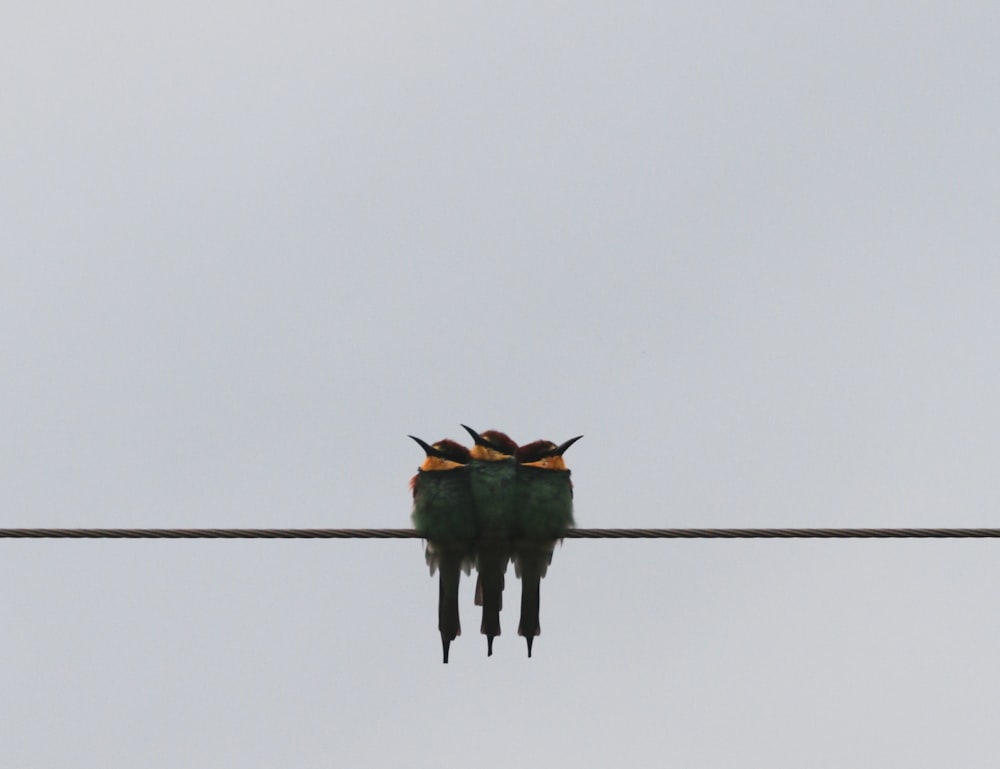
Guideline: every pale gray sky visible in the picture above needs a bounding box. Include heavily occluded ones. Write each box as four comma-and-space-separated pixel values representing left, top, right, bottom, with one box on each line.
3, 2, 1000, 767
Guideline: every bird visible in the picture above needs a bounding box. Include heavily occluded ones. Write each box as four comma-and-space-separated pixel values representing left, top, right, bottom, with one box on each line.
512, 435, 582, 657
410, 435, 476, 663
461, 424, 519, 656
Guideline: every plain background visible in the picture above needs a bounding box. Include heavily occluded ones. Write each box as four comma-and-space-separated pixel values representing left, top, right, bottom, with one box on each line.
3, 2, 1000, 767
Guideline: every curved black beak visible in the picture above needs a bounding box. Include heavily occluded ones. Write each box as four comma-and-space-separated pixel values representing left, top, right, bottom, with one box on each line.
409, 435, 445, 458
460, 424, 487, 446
555, 435, 583, 456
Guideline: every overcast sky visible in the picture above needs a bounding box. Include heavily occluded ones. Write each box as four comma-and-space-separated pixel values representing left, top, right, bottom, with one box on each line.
3, 2, 1000, 767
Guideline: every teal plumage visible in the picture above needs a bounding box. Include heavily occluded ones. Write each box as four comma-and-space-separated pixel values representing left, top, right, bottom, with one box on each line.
410, 436, 476, 663
410, 427, 582, 661
461, 425, 519, 657
513, 436, 582, 657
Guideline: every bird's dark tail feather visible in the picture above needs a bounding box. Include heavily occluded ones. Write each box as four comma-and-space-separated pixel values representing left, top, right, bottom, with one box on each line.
516, 544, 553, 658
518, 567, 541, 657
475, 547, 508, 657
438, 553, 463, 664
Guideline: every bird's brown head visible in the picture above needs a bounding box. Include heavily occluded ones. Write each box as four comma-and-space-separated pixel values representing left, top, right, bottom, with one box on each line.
409, 435, 471, 472
516, 435, 583, 469
461, 425, 518, 461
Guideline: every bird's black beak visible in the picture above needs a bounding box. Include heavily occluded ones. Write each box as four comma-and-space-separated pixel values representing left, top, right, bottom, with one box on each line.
409, 435, 445, 458
460, 424, 487, 447
555, 435, 583, 456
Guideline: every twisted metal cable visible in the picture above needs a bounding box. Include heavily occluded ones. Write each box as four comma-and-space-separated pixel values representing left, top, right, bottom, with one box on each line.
2, 527, 1000, 539
564, 528, 1000, 539
0, 528, 421, 539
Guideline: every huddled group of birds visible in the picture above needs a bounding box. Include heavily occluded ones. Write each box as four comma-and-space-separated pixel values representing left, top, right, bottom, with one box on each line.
409, 425, 582, 663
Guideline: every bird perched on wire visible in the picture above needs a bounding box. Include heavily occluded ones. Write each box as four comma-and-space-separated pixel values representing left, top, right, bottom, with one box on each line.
461, 424, 519, 657
410, 436, 477, 663
513, 435, 582, 657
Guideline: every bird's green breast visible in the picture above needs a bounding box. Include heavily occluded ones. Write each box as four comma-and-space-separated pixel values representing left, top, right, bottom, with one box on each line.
515, 466, 574, 540
467, 457, 518, 535
412, 467, 476, 542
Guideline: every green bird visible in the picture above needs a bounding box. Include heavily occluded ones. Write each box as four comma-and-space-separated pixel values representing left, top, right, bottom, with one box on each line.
461, 424, 519, 657
513, 435, 582, 657
410, 435, 476, 663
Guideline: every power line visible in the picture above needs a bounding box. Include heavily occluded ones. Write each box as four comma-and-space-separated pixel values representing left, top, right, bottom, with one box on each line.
566, 528, 1000, 539
0, 528, 421, 539
1, 527, 999, 539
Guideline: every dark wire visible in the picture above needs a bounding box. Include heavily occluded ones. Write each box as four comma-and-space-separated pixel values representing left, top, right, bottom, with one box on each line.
1, 527, 999, 539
